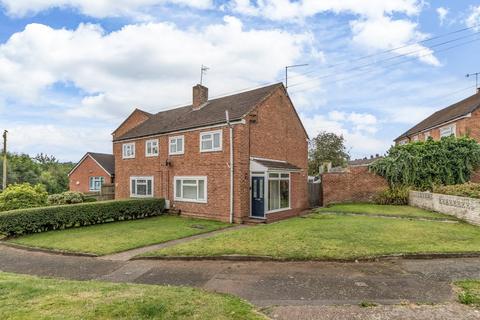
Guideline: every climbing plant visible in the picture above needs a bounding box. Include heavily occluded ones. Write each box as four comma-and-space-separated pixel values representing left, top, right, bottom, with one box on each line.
369, 136, 480, 190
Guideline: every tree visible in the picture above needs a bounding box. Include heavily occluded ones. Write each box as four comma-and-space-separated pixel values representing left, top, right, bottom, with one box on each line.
308, 131, 350, 175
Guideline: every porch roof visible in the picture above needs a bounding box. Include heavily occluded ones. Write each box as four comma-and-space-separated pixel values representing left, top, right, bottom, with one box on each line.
250, 158, 301, 172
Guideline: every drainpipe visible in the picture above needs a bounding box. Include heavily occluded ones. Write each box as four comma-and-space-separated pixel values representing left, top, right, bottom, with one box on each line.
226, 110, 234, 224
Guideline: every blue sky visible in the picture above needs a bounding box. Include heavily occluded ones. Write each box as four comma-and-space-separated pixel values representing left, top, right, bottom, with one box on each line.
0, 0, 479, 161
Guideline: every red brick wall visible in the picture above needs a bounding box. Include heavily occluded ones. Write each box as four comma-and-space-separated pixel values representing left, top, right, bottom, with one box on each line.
112, 109, 150, 140
69, 156, 112, 193
322, 166, 388, 205
249, 87, 309, 220
113, 86, 309, 223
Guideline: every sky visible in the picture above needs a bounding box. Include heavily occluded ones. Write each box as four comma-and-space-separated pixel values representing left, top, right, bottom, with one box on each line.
0, 0, 479, 162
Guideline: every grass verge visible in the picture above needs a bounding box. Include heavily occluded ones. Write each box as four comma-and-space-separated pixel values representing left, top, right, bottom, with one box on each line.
0, 272, 264, 320
8, 215, 229, 255
316, 203, 456, 220
144, 214, 480, 260
456, 280, 480, 307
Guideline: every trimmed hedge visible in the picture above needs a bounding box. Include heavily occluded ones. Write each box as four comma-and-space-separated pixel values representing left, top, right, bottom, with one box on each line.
0, 198, 165, 236
433, 182, 480, 199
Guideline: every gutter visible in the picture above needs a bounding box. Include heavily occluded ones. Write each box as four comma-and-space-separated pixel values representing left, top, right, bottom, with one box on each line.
226, 110, 234, 224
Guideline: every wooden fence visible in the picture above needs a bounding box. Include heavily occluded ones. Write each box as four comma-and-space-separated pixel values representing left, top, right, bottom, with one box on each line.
84, 184, 115, 201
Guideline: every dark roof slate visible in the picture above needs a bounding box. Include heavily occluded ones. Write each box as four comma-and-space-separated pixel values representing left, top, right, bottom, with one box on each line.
114, 83, 283, 141
396, 91, 480, 141
88, 152, 115, 175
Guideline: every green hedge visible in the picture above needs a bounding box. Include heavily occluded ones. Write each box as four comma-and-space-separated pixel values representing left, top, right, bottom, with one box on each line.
433, 183, 480, 199
0, 198, 165, 236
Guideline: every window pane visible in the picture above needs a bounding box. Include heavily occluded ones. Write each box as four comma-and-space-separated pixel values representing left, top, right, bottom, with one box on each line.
213, 133, 221, 148
201, 134, 211, 141
183, 185, 197, 199
170, 142, 176, 153
131, 179, 136, 194
198, 180, 205, 200
202, 140, 213, 150
281, 173, 289, 179
177, 138, 183, 152
137, 184, 147, 195
269, 173, 279, 178
280, 180, 289, 208
147, 180, 152, 195
268, 180, 280, 211
175, 180, 182, 198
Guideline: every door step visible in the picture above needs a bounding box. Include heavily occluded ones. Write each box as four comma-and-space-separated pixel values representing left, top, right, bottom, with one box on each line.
242, 217, 267, 225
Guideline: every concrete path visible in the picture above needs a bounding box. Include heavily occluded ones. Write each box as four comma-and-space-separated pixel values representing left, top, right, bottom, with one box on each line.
2, 244, 480, 309
99, 225, 247, 261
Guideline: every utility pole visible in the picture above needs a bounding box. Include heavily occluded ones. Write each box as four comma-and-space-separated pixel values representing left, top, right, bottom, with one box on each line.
285, 63, 308, 91
200, 65, 209, 85
466, 72, 480, 91
2, 130, 7, 190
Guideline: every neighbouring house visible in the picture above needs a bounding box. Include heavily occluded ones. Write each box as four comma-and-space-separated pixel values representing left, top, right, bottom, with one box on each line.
68, 152, 115, 193
395, 88, 480, 144
112, 83, 309, 223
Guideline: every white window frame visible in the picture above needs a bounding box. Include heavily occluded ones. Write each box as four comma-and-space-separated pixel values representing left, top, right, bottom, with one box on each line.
412, 135, 419, 142
266, 172, 291, 214
122, 142, 135, 159
174, 176, 207, 204
169, 135, 185, 155
398, 139, 408, 145
130, 176, 154, 198
145, 139, 159, 157
89, 176, 104, 192
200, 130, 223, 152
440, 124, 456, 138
424, 131, 431, 140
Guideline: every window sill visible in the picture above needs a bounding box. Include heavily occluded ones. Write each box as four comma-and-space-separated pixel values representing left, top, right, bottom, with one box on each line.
174, 198, 207, 204
122, 157, 135, 159
266, 207, 291, 214
169, 153, 184, 156
145, 154, 159, 157
200, 149, 223, 153
130, 195, 154, 198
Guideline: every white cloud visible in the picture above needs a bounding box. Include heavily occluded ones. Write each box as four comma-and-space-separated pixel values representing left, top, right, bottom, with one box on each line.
436, 7, 449, 25
466, 5, 480, 30
0, 0, 213, 19
301, 111, 388, 157
0, 18, 311, 120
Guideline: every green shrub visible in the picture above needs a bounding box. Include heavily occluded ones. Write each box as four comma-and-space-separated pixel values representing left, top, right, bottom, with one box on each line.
0, 198, 165, 236
433, 183, 480, 199
370, 136, 480, 190
47, 191, 84, 205
83, 197, 97, 203
0, 183, 48, 211
373, 187, 409, 205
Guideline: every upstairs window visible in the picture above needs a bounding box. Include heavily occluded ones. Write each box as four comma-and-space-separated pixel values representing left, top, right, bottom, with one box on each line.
130, 176, 153, 197
89, 176, 104, 191
200, 130, 222, 152
145, 139, 159, 157
169, 136, 184, 155
440, 124, 456, 138
424, 131, 431, 140
122, 143, 135, 159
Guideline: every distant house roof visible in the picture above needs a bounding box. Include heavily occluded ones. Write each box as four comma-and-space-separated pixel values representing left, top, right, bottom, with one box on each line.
68, 152, 115, 177
114, 83, 289, 142
395, 91, 480, 141
348, 156, 382, 166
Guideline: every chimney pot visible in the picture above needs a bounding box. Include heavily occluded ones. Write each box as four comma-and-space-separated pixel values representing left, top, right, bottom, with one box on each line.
193, 84, 208, 110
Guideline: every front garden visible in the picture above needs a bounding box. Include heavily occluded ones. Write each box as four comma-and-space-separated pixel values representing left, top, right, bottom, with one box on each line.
0, 272, 264, 320
143, 203, 480, 260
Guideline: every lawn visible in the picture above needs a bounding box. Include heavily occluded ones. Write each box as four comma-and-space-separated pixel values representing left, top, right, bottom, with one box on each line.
0, 272, 264, 320
457, 280, 480, 307
9, 215, 229, 255
145, 213, 480, 260
317, 203, 456, 220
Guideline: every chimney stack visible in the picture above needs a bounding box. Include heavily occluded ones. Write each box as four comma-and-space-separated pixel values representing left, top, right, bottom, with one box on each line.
193, 84, 208, 110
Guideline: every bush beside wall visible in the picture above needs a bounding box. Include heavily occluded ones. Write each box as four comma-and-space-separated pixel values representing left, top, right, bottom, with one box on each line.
433, 183, 480, 199
0, 198, 165, 236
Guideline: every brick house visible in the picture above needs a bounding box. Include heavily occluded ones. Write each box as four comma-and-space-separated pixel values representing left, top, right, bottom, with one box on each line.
112, 83, 309, 223
68, 152, 115, 193
395, 89, 480, 144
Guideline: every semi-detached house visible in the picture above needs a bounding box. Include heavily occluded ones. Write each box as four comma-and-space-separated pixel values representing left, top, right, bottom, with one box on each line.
112, 83, 309, 223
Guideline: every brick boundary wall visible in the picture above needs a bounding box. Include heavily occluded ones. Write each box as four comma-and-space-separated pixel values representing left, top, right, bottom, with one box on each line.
321, 165, 388, 206
409, 190, 480, 226
471, 169, 480, 183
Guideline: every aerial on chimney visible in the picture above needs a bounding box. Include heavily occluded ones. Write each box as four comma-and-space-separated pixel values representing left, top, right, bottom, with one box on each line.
192, 84, 208, 110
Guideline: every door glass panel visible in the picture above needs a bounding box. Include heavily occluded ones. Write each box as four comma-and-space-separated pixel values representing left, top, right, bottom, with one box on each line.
253, 179, 257, 198
259, 179, 264, 198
